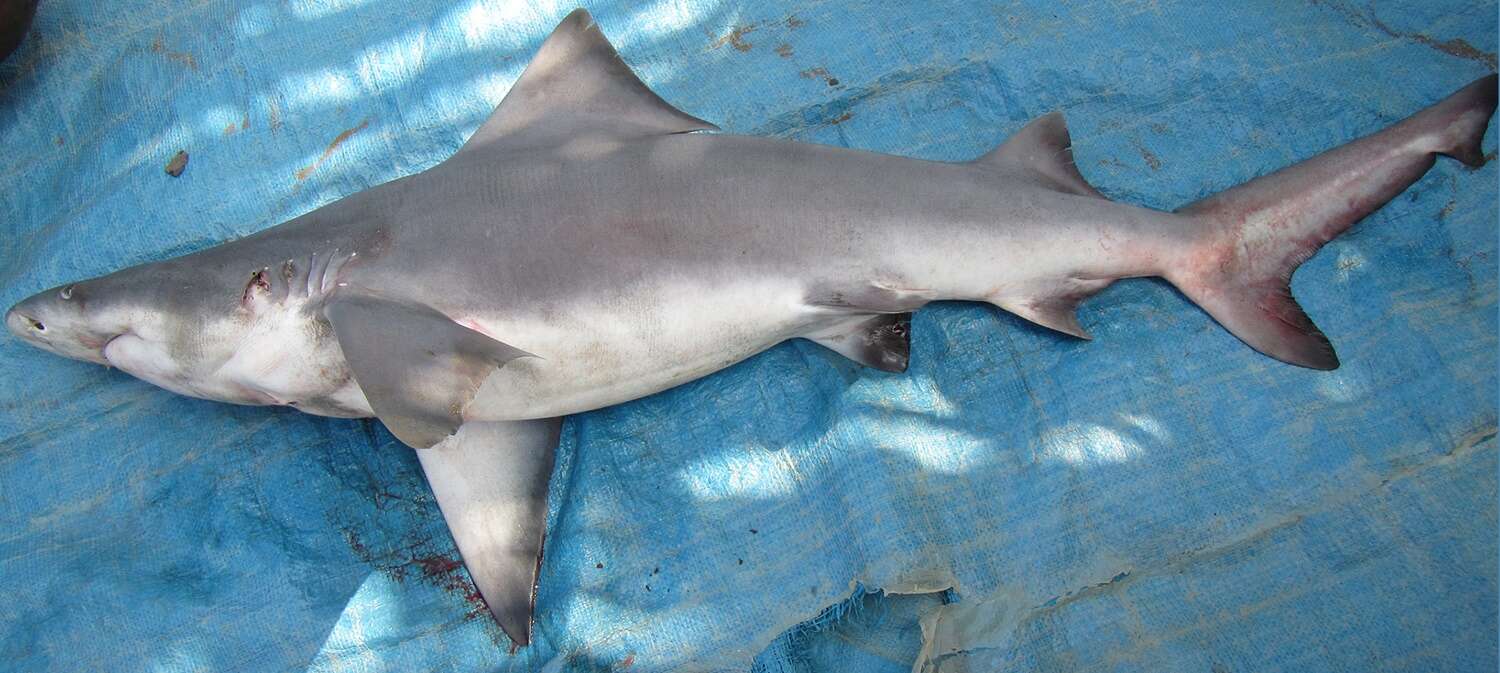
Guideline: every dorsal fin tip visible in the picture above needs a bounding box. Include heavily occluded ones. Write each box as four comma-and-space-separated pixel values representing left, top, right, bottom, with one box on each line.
453, 9, 718, 157
977, 111, 1103, 199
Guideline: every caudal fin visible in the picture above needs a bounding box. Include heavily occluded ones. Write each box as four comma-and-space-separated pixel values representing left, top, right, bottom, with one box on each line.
1166, 75, 1497, 369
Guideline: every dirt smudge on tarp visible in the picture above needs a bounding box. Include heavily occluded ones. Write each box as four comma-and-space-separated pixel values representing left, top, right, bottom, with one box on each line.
799, 66, 840, 87
296, 119, 369, 181
223, 114, 250, 136
711, 24, 756, 52
1134, 140, 1162, 170
1310, 0, 1497, 69
151, 35, 198, 70
164, 150, 188, 177
711, 14, 805, 54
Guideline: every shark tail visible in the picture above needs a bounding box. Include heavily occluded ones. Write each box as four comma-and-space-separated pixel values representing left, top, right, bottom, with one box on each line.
1163, 74, 1496, 369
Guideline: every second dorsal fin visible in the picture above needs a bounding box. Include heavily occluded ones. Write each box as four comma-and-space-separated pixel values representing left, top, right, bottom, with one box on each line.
453, 9, 718, 156
975, 111, 1103, 199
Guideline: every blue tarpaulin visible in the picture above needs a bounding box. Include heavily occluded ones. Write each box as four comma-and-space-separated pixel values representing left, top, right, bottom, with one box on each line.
1, 1, 1495, 671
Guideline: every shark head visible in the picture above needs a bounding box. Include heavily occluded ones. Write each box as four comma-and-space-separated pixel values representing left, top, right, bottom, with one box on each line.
8, 254, 254, 380
7, 247, 368, 414
6, 262, 187, 368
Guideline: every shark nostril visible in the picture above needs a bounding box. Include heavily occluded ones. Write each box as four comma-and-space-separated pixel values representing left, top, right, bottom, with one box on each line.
31, 318, 45, 332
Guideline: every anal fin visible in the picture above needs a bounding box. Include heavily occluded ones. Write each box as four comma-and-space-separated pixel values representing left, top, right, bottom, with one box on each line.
991, 277, 1113, 339
416, 419, 562, 647
805, 313, 912, 373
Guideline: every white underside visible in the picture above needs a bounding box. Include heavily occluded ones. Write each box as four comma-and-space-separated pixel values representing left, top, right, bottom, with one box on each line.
463, 275, 826, 420
105, 293, 372, 418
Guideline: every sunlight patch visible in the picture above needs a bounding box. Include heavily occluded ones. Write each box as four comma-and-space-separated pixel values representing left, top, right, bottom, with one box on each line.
356, 27, 432, 91
619, 0, 718, 39
1038, 423, 1143, 465
279, 69, 360, 109
1118, 412, 1167, 442
305, 572, 400, 671
196, 104, 244, 138
1314, 368, 1369, 402
678, 445, 799, 501
416, 69, 522, 136
456, 1, 562, 50
285, 0, 377, 20
875, 429, 986, 474
925, 382, 960, 419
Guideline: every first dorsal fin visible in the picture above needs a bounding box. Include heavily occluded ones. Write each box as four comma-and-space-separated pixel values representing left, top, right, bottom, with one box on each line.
454, 9, 718, 156
976, 111, 1103, 199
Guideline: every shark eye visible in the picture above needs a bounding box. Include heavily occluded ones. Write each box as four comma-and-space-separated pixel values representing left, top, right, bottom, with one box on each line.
29, 318, 45, 332
59, 285, 74, 300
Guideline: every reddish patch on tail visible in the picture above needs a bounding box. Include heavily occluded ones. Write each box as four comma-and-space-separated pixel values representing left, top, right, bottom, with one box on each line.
1168, 75, 1497, 368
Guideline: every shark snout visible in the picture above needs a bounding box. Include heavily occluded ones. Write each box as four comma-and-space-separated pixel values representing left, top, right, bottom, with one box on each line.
6, 293, 114, 365
5, 305, 43, 340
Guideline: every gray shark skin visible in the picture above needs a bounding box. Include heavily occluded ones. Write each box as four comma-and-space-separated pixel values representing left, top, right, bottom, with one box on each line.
5, 9, 1497, 647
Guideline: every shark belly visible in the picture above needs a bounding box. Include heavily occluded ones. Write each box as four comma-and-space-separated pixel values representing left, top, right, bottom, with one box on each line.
462, 274, 819, 420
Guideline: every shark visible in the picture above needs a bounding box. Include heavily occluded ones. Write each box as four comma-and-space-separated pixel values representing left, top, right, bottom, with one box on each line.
6, 9, 1496, 647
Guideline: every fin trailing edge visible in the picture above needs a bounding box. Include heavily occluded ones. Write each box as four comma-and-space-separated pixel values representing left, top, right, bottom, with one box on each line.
976, 111, 1103, 199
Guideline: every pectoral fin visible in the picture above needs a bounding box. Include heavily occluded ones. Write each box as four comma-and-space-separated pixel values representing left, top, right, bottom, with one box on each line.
416, 419, 561, 647
324, 294, 533, 448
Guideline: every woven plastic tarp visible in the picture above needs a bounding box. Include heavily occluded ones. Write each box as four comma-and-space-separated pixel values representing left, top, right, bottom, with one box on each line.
1, 1, 1495, 672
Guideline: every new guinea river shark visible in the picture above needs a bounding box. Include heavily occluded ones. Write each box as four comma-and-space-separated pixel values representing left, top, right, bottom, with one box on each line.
6, 9, 1497, 647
